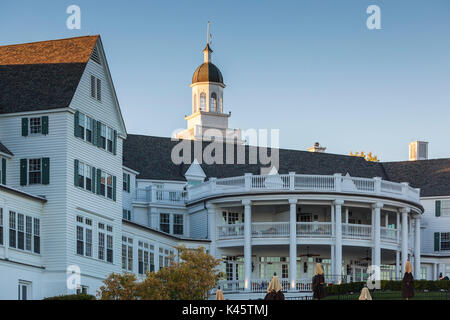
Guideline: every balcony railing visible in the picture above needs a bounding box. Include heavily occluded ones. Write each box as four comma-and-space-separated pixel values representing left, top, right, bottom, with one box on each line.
217, 222, 400, 244
381, 227, 399, 243
187, 173, 421, 204
252, 222, 289, 238
297, 222, 332, 237
342, 223, 372, 240
217, 278, 312, 293
133, 187, 187, 205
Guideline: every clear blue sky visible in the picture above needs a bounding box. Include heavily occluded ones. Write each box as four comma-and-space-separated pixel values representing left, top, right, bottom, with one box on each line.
1, 0, 449, 161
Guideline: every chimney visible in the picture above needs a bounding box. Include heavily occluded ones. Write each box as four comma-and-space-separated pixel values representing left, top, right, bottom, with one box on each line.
308, 142, 326, 153
409, 141, 428, 161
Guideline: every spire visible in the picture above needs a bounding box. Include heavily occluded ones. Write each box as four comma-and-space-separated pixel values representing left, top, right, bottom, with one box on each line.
203, 21, 213, 63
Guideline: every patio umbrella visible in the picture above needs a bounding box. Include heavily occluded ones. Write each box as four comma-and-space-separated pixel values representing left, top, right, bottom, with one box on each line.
359, 287, 372, 300
216, 288, 225, 300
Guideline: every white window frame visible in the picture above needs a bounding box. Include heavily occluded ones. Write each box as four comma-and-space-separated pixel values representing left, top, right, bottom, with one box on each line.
28, 159, 41, 185
442, 200, 450, 217
29, 117, 42, 134
18, 281, 32, 300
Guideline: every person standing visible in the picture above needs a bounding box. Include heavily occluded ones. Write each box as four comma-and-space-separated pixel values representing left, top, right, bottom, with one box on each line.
402, 261, 414, 300
312, 263, 325, 300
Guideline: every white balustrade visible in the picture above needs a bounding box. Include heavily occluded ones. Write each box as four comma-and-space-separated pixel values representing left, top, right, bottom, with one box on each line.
217, 224, 244, 239
134, 173, 421, 209
381, 227, 398, 242
251, 222, 290, 238
296, 222, 332, 237
342, 223, 372, 240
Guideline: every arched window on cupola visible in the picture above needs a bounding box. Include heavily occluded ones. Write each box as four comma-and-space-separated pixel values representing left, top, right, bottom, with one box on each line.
210, 92, 217, 112
219, 96, 223, 113
200, 93, 206, 111
193, 94, 198, 113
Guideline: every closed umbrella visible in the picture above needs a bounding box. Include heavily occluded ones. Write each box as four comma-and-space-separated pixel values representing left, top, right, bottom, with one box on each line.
215, 288, 225, 300
358, 287, 372, 300
264, 274, 285, 300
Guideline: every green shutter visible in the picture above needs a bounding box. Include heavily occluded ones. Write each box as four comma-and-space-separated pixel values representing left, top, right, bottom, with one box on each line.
113, 130, 117, 155
96, 169, 102, 195
74, 111, 80, 137
41, 116, 49, 135
435, 232, 440, 251
96, 122, 102, 147
74, 159, 79, 187
436, 201, 441, 217
1, 158, 6, 185
20, 159, 27, 186
91, 166, 96, 193
92, 120, 97, 146
22, 118, 28, 137
42, 158, 50, 185
113, 176, 117, 201
127, 174, 130, 193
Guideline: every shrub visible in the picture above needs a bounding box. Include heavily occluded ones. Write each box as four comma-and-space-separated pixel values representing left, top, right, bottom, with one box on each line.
43, 293, 96, 300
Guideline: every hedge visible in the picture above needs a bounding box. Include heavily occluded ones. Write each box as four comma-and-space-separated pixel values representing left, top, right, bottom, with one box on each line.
43, 293, 96, 300
325, 280, 450, 295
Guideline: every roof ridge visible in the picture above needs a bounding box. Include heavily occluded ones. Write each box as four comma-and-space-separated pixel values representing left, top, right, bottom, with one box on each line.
0, 35, 99, 48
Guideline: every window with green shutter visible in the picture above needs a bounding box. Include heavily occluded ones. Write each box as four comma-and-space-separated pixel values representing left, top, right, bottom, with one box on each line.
74, 111, 80, 138
1, 158, 6, 185
41, 116, 49, 135
435, 232, 440, 251
96, 169, 102, 195
22, 118, 28, 137
74, 160, 79, 187
113, 130, 117, 155
436, 201, 441, 217
113, 176, 117, 201
91, 166, 96, 193
20, 159, 27, 186
42, 158, 50, 185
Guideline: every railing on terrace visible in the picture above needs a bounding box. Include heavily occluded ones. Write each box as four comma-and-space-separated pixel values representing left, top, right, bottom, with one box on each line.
217, 276, 349, 293
296, 222, 332, 237
342, 223, 372, 240
252, 222, 289, 238
217, 224, 244, 239
134, 173, 421, 205
186, 173, 421, 203
381, 226, 399, 243
133, 187, 186, 205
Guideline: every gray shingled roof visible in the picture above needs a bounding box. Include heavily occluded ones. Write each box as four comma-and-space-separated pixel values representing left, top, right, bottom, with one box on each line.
383, 159, 450, 197
0, 63, 87, 114
123, 134, 388, 182
0, 36, 98, 114
0, 141, 13, 156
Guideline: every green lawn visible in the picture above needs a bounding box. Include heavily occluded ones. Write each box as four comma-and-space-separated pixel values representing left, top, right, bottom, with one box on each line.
323, 291, 450, 300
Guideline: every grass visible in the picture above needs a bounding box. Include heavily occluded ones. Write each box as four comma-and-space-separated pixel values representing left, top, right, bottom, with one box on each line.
323, 291, 450, 300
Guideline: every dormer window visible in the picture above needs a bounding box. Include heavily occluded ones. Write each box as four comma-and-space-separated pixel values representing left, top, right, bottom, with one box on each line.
210, 92, 217, 112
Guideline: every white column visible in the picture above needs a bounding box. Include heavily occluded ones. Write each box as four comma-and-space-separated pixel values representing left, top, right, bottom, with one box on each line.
414, 216, 421, 279
385, 212, 389, 227
289, 198, 297, 291
373, 203, 383, 268
243, 199, 252, 291
396, 211, 401, 244
401, 208, 410, 274
206, 203, 217, 259
330, 245, 335, 280
433, 263, 437, 280
334, 200, 344, 280
396, 251, 400, 280
345, 208, 349, 224
2, 202, 9, 258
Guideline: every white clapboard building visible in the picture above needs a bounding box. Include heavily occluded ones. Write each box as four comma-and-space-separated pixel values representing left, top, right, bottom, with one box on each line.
0, 36, 449, 300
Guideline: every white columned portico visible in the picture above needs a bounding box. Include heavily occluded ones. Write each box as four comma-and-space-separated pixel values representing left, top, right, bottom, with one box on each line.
414, 215, 421, 279
289, 198, 297, 291
401, 208, 410, 274
373, 202, 383, 268
334, 200, 344, 280
243, 199, 252, 291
